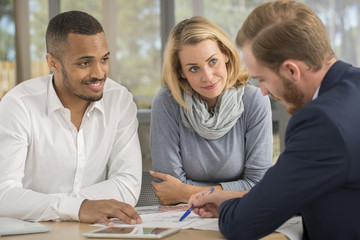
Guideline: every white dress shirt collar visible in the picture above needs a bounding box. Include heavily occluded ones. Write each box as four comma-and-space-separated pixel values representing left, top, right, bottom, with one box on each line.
312, 84, 321, 100
47, 74, 107, 127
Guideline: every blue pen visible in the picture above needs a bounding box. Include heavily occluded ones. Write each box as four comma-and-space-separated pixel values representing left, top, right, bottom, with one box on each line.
179, 187, 215, 222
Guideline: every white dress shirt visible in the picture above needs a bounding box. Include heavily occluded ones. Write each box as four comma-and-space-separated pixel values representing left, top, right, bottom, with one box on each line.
0, 75, 142, 221
312, 84, 321, 100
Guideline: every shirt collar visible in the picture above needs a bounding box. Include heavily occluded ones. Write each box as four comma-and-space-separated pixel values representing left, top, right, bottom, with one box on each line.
84, 98, 105, 120
47, 74, 63, 115
312, 84, 321, 100
47, 74, 106, 127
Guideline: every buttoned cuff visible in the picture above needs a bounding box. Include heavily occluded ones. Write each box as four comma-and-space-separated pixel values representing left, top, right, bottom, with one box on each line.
58, 197, 86, 221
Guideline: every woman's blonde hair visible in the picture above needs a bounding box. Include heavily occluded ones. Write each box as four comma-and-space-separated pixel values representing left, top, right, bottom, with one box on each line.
162, 16, 249, 109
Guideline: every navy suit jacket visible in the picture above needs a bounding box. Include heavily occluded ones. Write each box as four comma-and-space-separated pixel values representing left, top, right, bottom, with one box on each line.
218, 61, 360, 240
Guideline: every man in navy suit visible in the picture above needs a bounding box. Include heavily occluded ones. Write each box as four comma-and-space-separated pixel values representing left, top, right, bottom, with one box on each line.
188, 0, 360, 239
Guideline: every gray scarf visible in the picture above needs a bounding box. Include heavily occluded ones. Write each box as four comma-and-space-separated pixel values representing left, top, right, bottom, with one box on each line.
180, 87, 245, 140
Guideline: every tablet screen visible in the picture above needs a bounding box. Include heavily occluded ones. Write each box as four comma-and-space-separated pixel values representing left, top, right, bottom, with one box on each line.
95, 227, 171, 235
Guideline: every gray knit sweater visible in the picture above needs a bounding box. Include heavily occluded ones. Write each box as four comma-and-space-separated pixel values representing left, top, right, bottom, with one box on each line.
150, 85, 273, 191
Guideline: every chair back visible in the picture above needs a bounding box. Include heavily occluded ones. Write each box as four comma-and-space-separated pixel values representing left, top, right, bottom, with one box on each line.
136, 171, 160, 207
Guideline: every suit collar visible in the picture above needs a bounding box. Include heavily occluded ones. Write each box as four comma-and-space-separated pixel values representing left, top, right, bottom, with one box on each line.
319, 61, 351, 96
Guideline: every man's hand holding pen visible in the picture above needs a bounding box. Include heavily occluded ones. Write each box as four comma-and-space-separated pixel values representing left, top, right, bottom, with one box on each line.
179, 187, 215, 221
189, 189, 249, 218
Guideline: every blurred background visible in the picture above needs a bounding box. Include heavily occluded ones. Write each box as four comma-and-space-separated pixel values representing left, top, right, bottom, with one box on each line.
1, 0, 359, 165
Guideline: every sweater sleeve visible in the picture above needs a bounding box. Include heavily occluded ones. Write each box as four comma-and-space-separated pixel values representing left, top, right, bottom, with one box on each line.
150, 88, 214, 186
220, 86, 273, 191
150, 88, 184, 177
150, 89, 223, 187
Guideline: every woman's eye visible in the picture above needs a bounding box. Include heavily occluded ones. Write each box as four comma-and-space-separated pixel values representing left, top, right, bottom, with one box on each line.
210, 59, 217, 65
190, 66, 198, 72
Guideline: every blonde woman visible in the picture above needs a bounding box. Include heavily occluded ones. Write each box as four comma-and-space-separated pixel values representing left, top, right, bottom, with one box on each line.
150, 16, 273, 205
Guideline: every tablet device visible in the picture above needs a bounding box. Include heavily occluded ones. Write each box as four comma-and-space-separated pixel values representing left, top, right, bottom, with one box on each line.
0, 217, 51, 236
83, 226, 180, 239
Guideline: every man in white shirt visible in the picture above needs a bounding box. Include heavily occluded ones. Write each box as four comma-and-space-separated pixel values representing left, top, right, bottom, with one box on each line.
0, 10, 142, 226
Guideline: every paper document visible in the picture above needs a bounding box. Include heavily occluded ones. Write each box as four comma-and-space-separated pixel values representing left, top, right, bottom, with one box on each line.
93, 205, 304, 237
92, 204, 219, 231
0, 217, 51, 236
135, 204, 189, 215
275, 216, 303, 240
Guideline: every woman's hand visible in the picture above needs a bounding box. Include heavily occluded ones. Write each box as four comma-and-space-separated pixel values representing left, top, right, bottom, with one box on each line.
150, 171, 187, 205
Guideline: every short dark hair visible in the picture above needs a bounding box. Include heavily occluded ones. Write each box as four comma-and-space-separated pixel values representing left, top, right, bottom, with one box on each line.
46, 10, 104, 58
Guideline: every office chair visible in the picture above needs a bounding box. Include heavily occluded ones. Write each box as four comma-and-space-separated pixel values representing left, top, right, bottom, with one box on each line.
135, 171, 160, 207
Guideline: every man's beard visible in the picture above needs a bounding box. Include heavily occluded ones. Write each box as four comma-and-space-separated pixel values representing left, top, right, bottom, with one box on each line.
61, 66, 104, 102
278, 73, 305, 115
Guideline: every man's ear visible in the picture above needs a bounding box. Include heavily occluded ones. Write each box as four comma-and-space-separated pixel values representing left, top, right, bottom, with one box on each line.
46, 53, 59, 73
280, 60, 301, 82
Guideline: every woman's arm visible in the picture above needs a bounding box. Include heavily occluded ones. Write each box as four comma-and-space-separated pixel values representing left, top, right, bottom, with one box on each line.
220, 86, 273, 191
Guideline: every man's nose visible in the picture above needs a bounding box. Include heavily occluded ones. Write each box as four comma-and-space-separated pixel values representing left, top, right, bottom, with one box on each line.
259, 84, 270, 96
90, 63, 106, 79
